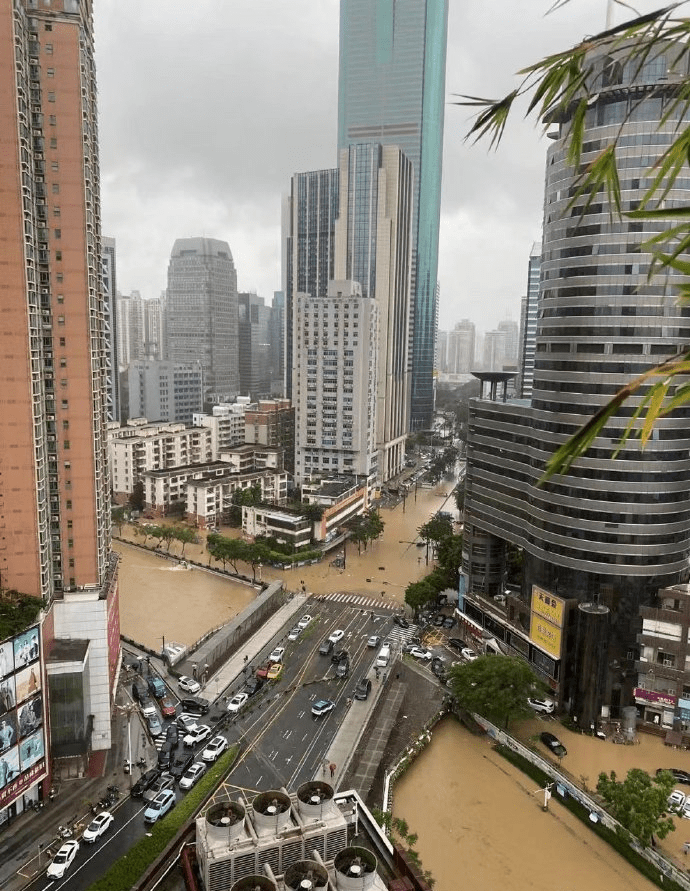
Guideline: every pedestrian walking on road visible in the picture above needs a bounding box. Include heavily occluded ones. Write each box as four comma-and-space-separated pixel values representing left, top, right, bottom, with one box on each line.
329, 762, 336, 778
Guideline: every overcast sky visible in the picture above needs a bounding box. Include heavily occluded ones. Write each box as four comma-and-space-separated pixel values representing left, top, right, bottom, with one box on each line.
94, 0, 659, 334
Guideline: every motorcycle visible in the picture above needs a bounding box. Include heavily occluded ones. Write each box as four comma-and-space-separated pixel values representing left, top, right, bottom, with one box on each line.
57, 825, 73, 839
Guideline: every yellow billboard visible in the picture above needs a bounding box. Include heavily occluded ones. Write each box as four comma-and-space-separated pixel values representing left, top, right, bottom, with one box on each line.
530, 615, 563, 659
531, 586, 565, 628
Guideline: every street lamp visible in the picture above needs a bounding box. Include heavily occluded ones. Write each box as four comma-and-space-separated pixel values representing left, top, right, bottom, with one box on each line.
114, 702, 137, 789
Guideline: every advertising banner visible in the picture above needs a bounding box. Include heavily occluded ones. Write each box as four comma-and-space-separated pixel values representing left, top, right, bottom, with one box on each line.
531, 586, 565, 628
530, 615, 562, 659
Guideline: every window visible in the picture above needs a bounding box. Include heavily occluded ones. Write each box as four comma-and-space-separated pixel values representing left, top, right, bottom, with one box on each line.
49, 115, 56, 126
54, 228, 61, 239
46, 68, 54, 77
45, 43, 53, 54
48, 91, 55, 102
65, 500, 72, 509
59, 337, 65, 346
53, 206, 60, 217
52, 182, 59, 194
63, 440, 70, 449
61, 400, 67, 409
57, 315, 64, 325
56, 272, 63, 283
51, 161, 58, 171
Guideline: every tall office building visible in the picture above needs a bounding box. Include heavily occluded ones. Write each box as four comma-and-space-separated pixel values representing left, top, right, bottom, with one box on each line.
269, 290, 285, 396
462, 43, 690, 711
497, 319, 519, 366
518, 242, 541, 398
293, 282, 378, 487
101, 237, 119, 421
167, 237, 239, 403
144, 293, 166, 360
283, 169, 339, 398
0, 0, 119, 799
334, 143, 413, 481
338, 0, 448, 430
127, 360, 203, 425
238, 292, 272, 399
115, 290, 145, 368
445, 319, 476, 374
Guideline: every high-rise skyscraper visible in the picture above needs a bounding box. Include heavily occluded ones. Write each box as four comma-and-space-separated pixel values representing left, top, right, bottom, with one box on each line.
0, 0, 119, 794
518, 242, 541, 399
334, 143, 413, 481
101, 237, 119, 421
167, 237, 239, 403
461, 43, 690, 714
338, 0, 448, 430
283, 169, 339, 399
238, 292, 272, 399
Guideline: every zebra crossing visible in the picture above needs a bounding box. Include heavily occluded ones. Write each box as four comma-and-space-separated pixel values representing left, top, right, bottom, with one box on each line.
319, 591, 400, 610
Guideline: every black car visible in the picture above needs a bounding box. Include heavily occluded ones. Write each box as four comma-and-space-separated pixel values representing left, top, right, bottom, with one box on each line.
657, 768, 690, 785
442, 616, 456, 629
178, 697, 210, 715
132, 678, 148, 702
336, 655, 350, 679
131, 767, 162, 798
432, 614, 445, 627
354, 677, 371, 700
242, 676, 263, 697
331, 649, 348, 664
540, 732, 567, 758
166, 723, 179, 745
157, 740, 175, 770
393, 615, 410, 629
431, 657, 446, 677
448, 638, 464, 652
319, 639, 335, 656
169, 752, 195, 781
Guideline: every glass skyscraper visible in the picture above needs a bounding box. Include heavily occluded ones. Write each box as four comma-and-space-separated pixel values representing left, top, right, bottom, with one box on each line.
337, 0, 448, 430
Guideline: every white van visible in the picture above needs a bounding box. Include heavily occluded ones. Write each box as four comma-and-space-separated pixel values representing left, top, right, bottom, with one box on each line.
376, 645, 391, 668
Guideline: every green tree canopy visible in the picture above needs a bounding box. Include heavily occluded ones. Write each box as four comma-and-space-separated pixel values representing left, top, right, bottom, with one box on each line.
447, 655, 537, 729
111, 506, 126, 534
404, 578, 437, 614
129, 480, 144, 512
596, 768, 676, 847
418, 515, 453, 548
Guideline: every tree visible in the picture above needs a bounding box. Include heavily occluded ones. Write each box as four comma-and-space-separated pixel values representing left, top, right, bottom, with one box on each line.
111, 506, 126, 535
457, 7, 690, 477
404, 578, 437, 615
372, 810, 435, 889
596, 768, 676, 847
447, 655, 537, 729
345, 515, 369, 555
129, 480, 144, 512
435, 533, 463, 588
172, 525, 197, 557
364, 508, 385, 544
245, 542, 271, 582
302, 502, 325, 522
419, 515, 453, 549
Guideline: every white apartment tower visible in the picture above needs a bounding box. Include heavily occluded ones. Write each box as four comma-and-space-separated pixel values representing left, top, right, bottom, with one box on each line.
293, 282, 378, 486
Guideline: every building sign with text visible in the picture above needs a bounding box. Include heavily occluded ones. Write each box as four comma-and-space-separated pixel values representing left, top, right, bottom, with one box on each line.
530, 586, 564, 660
634, 688, 677, 708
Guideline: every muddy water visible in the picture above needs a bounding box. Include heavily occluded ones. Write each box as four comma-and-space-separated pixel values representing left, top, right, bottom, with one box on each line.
394, 719, 659, 891
113, 541, 255, 650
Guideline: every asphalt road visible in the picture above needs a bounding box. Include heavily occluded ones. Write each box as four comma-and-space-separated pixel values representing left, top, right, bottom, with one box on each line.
32, 601, 412, 890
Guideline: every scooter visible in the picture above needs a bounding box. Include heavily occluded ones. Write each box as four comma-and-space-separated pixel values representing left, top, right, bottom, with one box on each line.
57, 825, 73, 839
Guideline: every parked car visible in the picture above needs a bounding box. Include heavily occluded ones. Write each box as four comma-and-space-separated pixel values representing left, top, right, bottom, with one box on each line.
442, 616, 456, 628
657, 768, 690, 785
312, 699, 335, 717
145, 775, 175, 801
267, 663, 282, 681
179, 697, 210, 715
668, 790, 687, 813
139, 696, 157, 719
255, 661, 273, 680
243, 676, 263, 697
169, 752, 195, 782
319, 639, 335, 656
148, 675, 166, 698
367, 635, 381, 648
408, 646, 433, 661
176, 713, 199, 733
144, 789, 176, 823
147, 712, 163, 737
328, 629, 345, 643
287, 627, 301, 642
157, 740, 175, 770
166, 723, 179, 745
528, 697, 555, 715
227, 692, 249, 713
447, 638, 464, 652
178, 675, 201, 695
179, 762, 206, 790
159, 694, 177, 719
460, 647, 479, 663
269, 646, 285, 662
331, 649, 348, 664
393, 615, 410, 628
431, 656, 446, 677
540, 731, 567, 758
682, 799, 690, 821
183, 724, 212, 748
131, 768, 162, 798
432, 614, 446, 627
47, 840, 80, 878
82, 811, 114, 843
202, 735, 229, 763
297, 614, 313, 629
354, 678, 371, 701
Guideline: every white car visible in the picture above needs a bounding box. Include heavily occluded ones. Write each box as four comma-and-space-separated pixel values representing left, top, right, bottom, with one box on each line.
682, 799, 690, 820
367, 635, 381, 648
669, 789, 687, 813
408, 646, 433, 661
178, 675, 201, 694
183, 724, 212, 747
297, 614, 313, 629
176, 713, 199, 733
527, 697, 555, 715
269, 646, 285, 662
179, 761, 206, 790
47, 840, 80, 878
461, 647, 479, 662
328, 629, 345, 643
287, 627, 301, 641
311, 698, 336, 717
82, 810, 114, 843
227, 692, 248, 713
202, 735, 229, 762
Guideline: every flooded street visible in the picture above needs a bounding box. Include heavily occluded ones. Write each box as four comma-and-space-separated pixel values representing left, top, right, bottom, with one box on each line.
394, 719, 659, 891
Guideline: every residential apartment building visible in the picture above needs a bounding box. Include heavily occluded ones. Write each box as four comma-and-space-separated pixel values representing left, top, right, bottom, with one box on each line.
166, 237, 239, 402
0, 0, 119, 807
193, 399, 251, 456
293, 283, 378, 488
101, 236, 119, 421
127, 359, 203, 425
244, 398, 295, 477
338, 0, 448, 429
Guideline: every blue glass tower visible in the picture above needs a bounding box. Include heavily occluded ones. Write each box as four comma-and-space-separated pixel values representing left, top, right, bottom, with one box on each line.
338, 0, 448, 429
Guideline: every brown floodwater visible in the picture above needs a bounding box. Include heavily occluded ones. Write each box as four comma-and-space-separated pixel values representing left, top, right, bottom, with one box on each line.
394, 719, 660, 891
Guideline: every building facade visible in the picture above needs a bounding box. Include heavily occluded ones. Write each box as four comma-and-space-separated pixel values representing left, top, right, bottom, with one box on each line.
0, 0, 119, 807
166, 237, 239, 402
127, 360, 203, 425
238, 292, 272, 399
244, 398, 295, 478
338, 0, 448, 429
518, 242, 541, 399
462, 43, 690, 714
101, 237, 119, 421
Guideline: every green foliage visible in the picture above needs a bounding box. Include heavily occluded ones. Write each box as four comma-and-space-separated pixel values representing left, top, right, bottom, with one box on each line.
404, 578, 438, 613
596, 768, 676, 847
0, 591, 43, 640
88, 746, 238, 891
455, 7, 690, 477
371, 809, 435, 888
111, 506, 126, 533
419, 515, 453, 547
129, 480, 144, 512
346, 509, 385, 553
447, 655, 536, 729
435, 534, 463, 588
302, 502, 325, 522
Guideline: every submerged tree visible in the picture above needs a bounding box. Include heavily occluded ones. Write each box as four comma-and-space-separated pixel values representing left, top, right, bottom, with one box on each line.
597, 768, 675, 847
